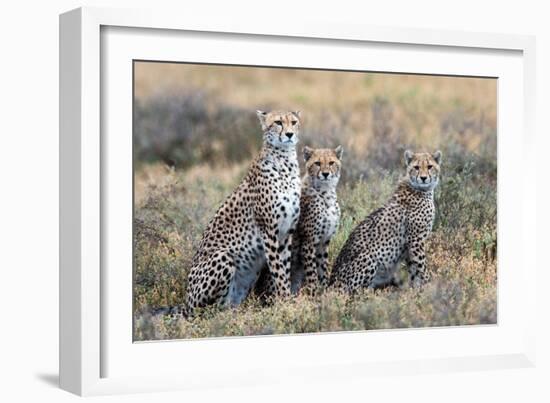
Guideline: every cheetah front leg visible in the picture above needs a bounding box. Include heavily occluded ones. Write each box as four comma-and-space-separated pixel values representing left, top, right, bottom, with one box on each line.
301, 240, 318, 292
315, 241, 330, 288
281, 231, 294, 282
406, 239, 430, 287
260, 228, 292, 299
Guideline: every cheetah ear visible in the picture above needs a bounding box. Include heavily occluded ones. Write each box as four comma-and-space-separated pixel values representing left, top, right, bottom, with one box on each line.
292, 110, 302, 120
256, 110, 268, 130
334, 145, 344, 160
303, 146, 314, 162
404, 149, 414, 165
433, 150, 442, 164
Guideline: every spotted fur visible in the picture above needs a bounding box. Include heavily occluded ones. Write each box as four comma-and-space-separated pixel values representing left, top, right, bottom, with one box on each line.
290, 146, 343, 294
178, 110, 302, 315
329, 150, 442, 292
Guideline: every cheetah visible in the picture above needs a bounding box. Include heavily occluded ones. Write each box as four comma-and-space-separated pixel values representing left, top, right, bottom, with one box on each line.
290, 146, 343, 294
329, 149, 442, 293
182, 110, 302, 314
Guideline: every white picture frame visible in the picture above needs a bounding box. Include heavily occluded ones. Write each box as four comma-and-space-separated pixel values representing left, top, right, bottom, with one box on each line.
59, 6, 537, 396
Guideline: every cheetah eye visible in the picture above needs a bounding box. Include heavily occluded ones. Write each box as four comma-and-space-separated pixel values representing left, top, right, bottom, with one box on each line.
274, 120, 283, 126
427, 165, 433, 169
314, 161, 321, 166
414, 165, 420, 170
291, 120, 298, 126
329, 161, 335, 166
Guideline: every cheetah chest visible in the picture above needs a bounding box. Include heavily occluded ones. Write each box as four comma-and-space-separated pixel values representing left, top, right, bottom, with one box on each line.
406, 198, 435, 238
263, 152, 301, 242
276, 183, 301, 241
322, 203, 340, 243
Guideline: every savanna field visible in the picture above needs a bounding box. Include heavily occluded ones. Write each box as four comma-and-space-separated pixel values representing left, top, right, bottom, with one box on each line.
133, 63, 497, 340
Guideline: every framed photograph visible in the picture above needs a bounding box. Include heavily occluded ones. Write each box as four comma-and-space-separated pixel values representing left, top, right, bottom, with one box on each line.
60, 7, 537, 396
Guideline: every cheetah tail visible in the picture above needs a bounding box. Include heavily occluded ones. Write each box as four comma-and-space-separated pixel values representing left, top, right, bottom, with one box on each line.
151, 304, 190, 320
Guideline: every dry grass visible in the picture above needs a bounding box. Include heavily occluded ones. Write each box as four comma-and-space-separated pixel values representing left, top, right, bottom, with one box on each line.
133, 62, 497, 341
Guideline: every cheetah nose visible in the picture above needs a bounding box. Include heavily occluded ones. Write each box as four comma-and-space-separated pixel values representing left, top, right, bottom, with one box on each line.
420, 176, 428, 182
285, 132, 294, 139
322, 172, 329, 179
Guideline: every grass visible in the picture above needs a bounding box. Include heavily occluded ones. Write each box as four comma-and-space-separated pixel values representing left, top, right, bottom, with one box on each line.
133, 63, 497, 340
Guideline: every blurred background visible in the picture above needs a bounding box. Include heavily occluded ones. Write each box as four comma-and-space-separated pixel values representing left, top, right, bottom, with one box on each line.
134, 62, 496, 187
133, 62, 497, 340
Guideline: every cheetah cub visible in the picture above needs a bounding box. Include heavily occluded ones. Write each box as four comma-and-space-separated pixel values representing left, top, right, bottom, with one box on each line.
330, 150, 442, 293
290, 146, 343, 294
183, 110, 302, 314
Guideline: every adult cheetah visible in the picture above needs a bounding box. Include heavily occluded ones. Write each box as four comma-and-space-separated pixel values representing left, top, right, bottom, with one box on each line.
290, 146, 343, 294
329, 150, 442, 292
183, 110, 302, 314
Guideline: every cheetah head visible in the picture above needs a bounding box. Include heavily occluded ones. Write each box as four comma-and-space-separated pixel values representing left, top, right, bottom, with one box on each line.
404, 150, 442, 191
303, 146, 343, 188
256, 110, 301, 148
